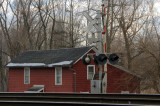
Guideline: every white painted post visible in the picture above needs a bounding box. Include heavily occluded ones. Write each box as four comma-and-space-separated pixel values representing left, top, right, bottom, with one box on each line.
95, 11, 103, 85
96, 10, 102, 53
102, 0, 107, 94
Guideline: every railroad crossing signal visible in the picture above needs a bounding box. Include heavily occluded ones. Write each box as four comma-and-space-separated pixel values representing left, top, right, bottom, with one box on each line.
82, 53, 119, 65
83, 12, 101, 33
109, 53, 119, 65
94, 54, 108, 65
82, 55, 91, 65
83, 10, 102, 53
82, 8, 103, 94
88, 33, 99, 44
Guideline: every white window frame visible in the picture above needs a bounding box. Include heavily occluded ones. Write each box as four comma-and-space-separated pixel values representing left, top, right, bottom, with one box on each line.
24, 67, 30, 84
87, 65, 95, 80
55, 67, 62, 85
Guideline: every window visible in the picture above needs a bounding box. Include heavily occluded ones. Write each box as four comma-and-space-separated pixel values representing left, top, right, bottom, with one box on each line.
55, 67, 62, 85
24, 67, 30, 84
87, 65, 95, 80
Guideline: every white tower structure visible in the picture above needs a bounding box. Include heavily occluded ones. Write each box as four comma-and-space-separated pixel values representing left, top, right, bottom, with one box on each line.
82, 0, 108, 94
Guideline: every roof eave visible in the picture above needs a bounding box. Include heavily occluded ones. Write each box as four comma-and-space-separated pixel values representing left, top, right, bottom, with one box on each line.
6, 64, 73, 68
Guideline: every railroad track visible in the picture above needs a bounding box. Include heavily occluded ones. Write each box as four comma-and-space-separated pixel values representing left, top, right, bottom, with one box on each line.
0, 93, 159, 105
0, 101, 149, 106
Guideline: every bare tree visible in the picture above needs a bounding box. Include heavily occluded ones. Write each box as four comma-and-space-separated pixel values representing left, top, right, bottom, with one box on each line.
114, 0, 152, 69
139, 14, 160, 93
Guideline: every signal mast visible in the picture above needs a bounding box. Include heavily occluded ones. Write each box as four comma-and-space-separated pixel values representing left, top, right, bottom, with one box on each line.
82, 0, 119, 93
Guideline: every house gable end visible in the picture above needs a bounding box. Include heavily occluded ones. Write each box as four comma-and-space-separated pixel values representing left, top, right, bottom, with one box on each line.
72, 47, 98, 65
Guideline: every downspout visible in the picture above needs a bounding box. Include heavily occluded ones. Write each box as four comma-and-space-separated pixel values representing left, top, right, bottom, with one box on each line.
69, 67, 76, 92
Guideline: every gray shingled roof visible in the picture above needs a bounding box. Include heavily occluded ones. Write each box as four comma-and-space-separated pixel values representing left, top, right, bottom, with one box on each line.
7, 46, 95, 67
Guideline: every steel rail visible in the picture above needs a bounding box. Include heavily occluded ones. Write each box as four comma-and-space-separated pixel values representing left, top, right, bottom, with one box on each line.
0, 95, 159, 105
0, 101, 151, 106
0, 93, 160, 105
0, 92, 160, 99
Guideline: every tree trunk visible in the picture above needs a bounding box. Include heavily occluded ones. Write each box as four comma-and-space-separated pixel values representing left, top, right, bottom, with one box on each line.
123, 32, 132, 69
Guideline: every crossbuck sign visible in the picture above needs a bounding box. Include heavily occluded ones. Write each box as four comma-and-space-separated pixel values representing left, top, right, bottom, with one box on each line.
83, 12, 101, 33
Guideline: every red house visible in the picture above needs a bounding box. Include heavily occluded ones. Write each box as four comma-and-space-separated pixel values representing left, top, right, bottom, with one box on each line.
7, 46, 140, 93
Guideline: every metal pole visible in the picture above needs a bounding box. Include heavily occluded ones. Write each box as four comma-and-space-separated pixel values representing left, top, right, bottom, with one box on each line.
96, 11, 103, 84
102, 0, 107, 94
96, 10, 102, 53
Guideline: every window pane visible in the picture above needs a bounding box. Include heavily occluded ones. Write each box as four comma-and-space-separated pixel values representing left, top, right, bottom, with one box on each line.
56, 67, 61, 71
87, 66, 95, 80
55, 67, 62, 85
88, 70, 94, 79
25, 77, 29, 84
89, 67, 94, 71
89, 70, 94, 75
56, 76, 61, 84
25, 71, 29, 77
24, 67, 30, 84
57, 70, 61, 76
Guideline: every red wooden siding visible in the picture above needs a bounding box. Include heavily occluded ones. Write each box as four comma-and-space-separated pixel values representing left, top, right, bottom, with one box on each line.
8, 49, 140, 93
9, 68, 26, 92
73, 59, 99, 93
107, 64, 140, 93
9, 67, 74, 92
72, 50, 100, 92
